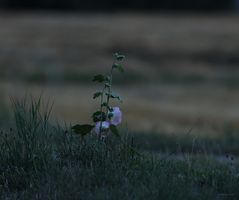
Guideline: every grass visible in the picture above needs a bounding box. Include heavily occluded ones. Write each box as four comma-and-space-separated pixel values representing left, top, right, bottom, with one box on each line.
2, 13, 239, 135
133, 126, 239, 155
24, 71, 147, 85
0, 97, 239, 200
2, 13, 239, 87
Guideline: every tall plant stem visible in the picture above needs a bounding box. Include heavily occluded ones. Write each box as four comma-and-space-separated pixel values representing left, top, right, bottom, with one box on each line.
99, 86, 106, 137
106, 64, 114, 119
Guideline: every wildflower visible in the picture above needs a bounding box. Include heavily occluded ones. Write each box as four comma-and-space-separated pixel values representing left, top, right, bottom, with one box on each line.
109, 107, 122, 126
94, 121, 110, 135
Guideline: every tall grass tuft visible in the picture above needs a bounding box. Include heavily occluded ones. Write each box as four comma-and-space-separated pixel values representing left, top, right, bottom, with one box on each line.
0, 96, 54, 190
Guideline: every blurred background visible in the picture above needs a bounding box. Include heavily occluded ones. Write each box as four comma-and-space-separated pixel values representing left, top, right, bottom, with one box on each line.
1, 0, 239, 138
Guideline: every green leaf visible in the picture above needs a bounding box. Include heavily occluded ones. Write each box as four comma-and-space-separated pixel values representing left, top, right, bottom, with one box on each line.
92, 111, 106, 122
114, 53, 125, 61
106, 92, 123, 102
93, 92, 102, 99
113, 63, 124, 73
93, 74, 105, 83
101, 102, 108, 107
105, 76, 111, 82
110, 125, 120, 137
105, 83, 111, 87
108, 113, 114, 119
71, 124, 95, 136
92, 111, 104, 118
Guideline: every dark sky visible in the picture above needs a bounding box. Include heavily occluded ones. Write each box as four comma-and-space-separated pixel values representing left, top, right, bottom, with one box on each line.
0, 0, 235, 11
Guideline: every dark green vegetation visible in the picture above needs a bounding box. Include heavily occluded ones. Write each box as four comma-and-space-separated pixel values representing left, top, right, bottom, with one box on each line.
134, 128, 239, 156
0, 98, 239, 200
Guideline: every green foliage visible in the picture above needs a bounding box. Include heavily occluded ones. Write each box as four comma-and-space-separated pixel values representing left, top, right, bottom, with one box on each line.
110, 124, 120, 137
93, 92, 103, 99
72, 52, 125, 137
106, 92, 123, 102
108, 112, 114, 119
92, 111, 106, 122
113, 63, 124, 73
114, 53, 126, 61
93, 74, 105, 83
132, 128, 239, 155
0, 96, 54, 189
71, 124, 95, 137
101, 102, 108, 107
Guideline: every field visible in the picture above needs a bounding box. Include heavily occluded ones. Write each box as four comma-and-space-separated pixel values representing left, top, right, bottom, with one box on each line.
1, 13, 239, 133
0, 99, 239, 200
1, 13, 239, 199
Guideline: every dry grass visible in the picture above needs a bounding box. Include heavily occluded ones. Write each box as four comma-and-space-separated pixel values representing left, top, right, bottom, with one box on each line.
1, 12, 239, 134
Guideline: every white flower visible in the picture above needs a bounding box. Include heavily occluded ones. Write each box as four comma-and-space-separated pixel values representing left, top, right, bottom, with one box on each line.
109, 107, 122, 126
94, 121, 110, 135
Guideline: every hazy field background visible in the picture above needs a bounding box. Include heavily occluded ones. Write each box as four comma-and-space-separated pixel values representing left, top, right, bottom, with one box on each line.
1, 12, 239, 136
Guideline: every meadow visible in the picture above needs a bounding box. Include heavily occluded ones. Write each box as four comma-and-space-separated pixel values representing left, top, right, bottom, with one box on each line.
1, 13, 239, 199
0, 98, 239, 200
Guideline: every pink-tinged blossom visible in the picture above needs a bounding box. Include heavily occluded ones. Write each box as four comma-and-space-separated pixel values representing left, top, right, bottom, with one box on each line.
109, 107, 122, 126
94, 121, 110, 135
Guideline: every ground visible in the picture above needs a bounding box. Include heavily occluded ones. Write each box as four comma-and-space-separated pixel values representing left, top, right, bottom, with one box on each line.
0, 99, 239, 199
